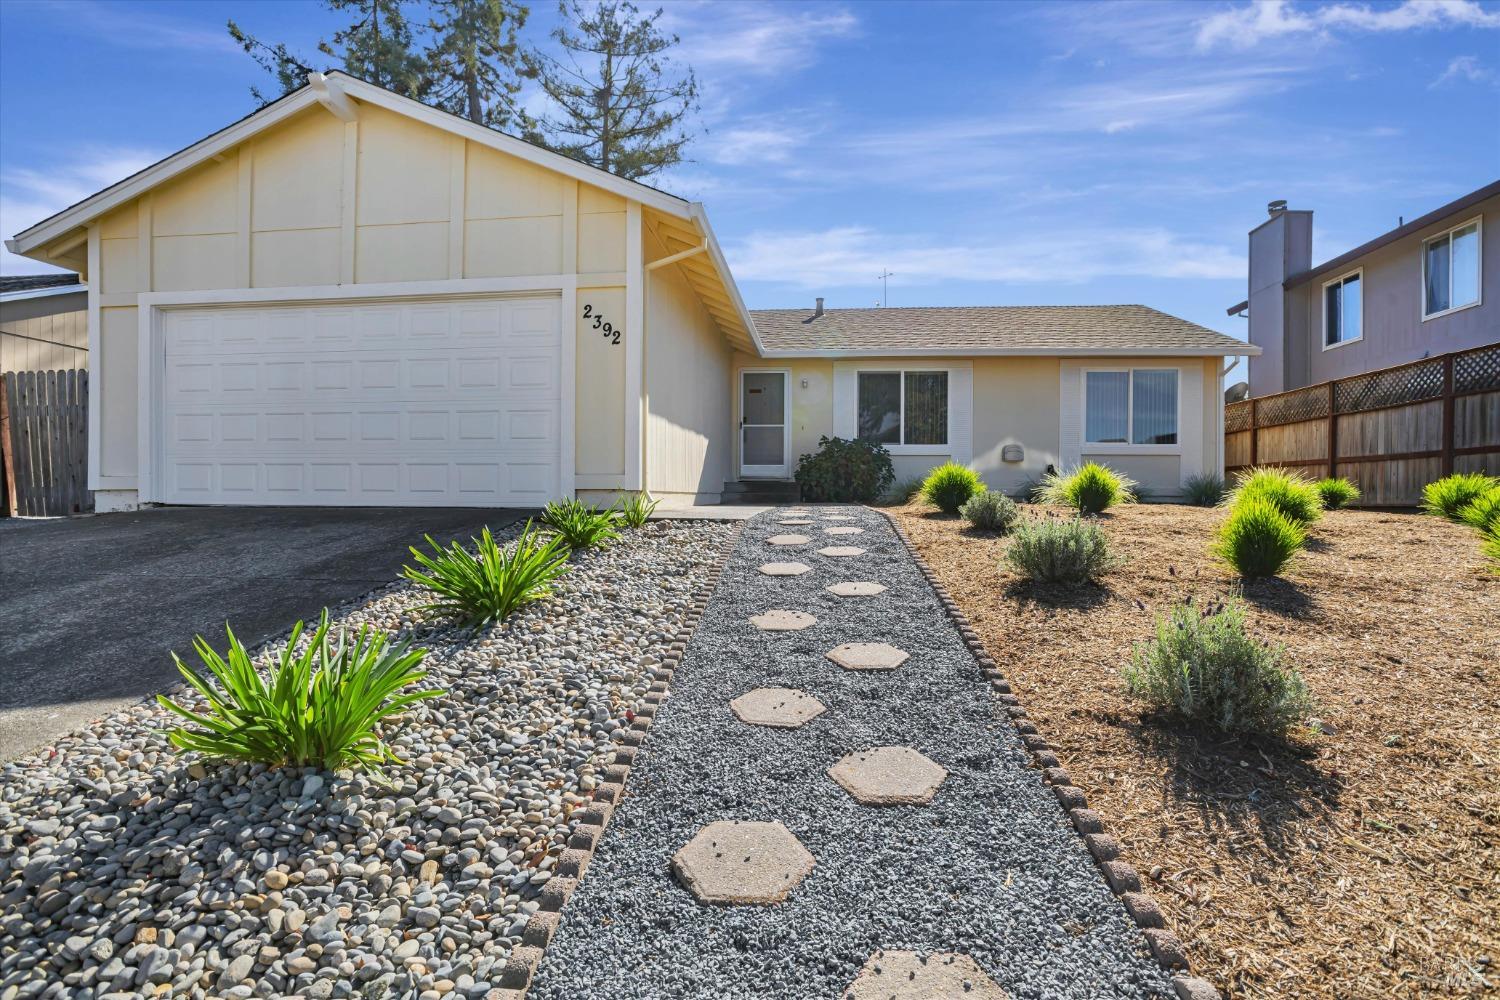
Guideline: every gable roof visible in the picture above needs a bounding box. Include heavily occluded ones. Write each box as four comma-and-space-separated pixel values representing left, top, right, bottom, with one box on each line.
748, 304, 1255, 357
4, 71, 759, 351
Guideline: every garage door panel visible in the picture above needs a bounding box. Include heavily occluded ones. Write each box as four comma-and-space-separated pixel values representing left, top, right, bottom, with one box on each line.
159, 295, 561, 506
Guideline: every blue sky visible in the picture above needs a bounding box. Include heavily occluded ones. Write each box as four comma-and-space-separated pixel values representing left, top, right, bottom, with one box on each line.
2, 0, 1498, 376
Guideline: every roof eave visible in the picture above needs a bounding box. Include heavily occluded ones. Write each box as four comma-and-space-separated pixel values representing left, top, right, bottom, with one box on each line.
687, 202, 763, 355
756, 344, 1260, 359
1285, 178, 1500, 291
0, 283, 88, 304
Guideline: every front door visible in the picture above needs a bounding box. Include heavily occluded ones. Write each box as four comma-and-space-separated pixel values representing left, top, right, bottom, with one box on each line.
740, 370, 788, 478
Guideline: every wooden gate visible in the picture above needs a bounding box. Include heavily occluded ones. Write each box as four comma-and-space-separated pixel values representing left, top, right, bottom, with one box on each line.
1, 369, 92, 517
1225, 342, 1500, 506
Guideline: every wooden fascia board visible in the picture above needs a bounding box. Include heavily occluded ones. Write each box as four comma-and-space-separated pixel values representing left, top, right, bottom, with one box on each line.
754, 345, 1260, 359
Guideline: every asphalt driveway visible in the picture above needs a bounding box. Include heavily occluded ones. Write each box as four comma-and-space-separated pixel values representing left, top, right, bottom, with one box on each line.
0, 506, 526, 761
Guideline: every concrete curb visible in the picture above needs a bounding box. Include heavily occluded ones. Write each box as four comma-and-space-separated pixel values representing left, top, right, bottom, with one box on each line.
488, 522, 746, 999
869, 505, 1222, 1000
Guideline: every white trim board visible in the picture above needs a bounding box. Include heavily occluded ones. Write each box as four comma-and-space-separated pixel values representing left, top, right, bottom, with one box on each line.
831, 360, 973, 465
1059, 359, 1202, 483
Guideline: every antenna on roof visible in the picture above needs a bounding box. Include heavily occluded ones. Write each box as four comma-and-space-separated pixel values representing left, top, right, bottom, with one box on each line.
877, 269, 894, 307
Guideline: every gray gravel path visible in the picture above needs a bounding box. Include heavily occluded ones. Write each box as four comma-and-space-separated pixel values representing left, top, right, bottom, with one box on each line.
530, 504, 1174, 1000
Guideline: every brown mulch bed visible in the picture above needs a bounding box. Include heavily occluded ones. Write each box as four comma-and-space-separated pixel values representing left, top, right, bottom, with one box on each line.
890, 501, 1498, 999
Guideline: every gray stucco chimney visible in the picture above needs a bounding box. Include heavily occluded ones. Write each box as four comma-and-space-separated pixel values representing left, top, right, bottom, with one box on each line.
814, 297, 825, 317
1247, 201, 1312, 396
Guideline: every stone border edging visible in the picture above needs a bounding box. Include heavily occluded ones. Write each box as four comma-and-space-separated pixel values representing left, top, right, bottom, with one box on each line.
868, 506, 1223, 1000
485, 522, 747, 1000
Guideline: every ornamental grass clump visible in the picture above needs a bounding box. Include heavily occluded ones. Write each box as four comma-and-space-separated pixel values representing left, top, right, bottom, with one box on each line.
921, 462, 984, 515
1482, 524, 1500, 573
960, 490, 1019, 533
404, 523, 570, 628
1227, 467, 1323, 525
1212, 496, 1305, 578
158, 612, 440, 771
1038, 462, 1136, 515
614, 491, 660, 528
1422, 472, 1499, 522
1182, 472, 1227, 507
1315, 477, 1360, 510
541, 498, 621, 551
1123, 595, 1312, 737
1003, 515, 1118, 584
1459, 487, 1500, 534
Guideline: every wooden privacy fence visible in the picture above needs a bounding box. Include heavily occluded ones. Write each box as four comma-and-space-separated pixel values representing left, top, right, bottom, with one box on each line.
1, 368, 92, 517
1225, 341, 1500, 506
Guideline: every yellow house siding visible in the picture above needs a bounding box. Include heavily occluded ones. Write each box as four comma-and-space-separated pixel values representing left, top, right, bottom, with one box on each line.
972, 356, 1062, 494
575, 286, 627, 478
78, 99, 650, 498
96, 306, 138, 478
646, 250, 731, 497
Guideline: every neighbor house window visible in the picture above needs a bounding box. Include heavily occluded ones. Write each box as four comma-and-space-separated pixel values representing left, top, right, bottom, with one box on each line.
1323, 270, 1363, 348
857, 370, 948, 446
1085, 369, 1178, 446
1423, 217, 1482, 319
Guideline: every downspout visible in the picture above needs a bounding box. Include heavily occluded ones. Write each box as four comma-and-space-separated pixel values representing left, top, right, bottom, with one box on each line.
641, 239, 708, 502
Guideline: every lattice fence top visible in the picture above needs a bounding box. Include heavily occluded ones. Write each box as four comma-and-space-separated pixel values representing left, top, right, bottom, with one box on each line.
1224, 400, 1252, 433
1455, 342, 1500, 394
1334, 357, 1444, 414
1257, 384, 1329, 427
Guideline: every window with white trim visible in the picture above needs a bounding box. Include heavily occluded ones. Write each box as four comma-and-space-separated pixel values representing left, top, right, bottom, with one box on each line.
1084, 368, 1178, 445
1423, 217, 1481, 319
857, 370, 948, 446
1323, 270, 1362, 347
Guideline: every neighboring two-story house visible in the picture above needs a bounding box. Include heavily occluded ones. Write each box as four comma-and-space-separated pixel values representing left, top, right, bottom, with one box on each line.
1231, 179, 1498, 398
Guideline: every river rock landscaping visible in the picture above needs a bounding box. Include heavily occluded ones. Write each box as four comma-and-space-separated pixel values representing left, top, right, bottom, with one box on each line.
0, 518, 734, 1000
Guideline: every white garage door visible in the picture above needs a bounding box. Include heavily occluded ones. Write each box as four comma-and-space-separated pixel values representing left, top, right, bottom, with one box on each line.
158, 295, 561, 506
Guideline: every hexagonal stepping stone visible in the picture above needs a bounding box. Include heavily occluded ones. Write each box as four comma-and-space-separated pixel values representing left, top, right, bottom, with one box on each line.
750, 609, 818, 631
759, 562, 811, 576
824, 526, 864, 535
823, 514, 857, 521
778, 518, 813, 525
766, 533, 810, 546
826, 642, 908, 671
826, 581, 886, 597
828, 747, 947, 805
818, 546, 866, 558
730, 688, 826, 729
844, 951, 1004, 999
672, 820, 814, 905
781, 509, 811, 516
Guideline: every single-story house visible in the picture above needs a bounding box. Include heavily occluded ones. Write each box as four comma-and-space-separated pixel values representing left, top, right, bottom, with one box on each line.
1, 274, 88, 373
6, 71, 1254, 512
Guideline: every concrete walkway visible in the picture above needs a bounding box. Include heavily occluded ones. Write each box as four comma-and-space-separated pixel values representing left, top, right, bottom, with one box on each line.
528, 505, 1174, 999
0, 506, 525, 760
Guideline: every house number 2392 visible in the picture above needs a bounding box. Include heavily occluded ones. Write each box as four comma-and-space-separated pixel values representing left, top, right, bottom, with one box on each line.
582, 304, 620, 345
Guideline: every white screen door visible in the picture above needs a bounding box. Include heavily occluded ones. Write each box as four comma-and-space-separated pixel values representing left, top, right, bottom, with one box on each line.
740, 371, 788, 477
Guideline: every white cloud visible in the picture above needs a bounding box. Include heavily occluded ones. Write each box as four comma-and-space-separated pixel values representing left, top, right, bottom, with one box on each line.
727, 225, 1243, 289
2, 147, 161, 275
1430, 54, 1499, 87
43, 0, 242, 55
704, 124, 809, 166
1197, 0, 1500, 51
667, 3, 859, 77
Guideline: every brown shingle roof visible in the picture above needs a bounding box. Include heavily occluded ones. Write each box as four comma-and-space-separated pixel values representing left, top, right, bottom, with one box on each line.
748, 304, 1253, 356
